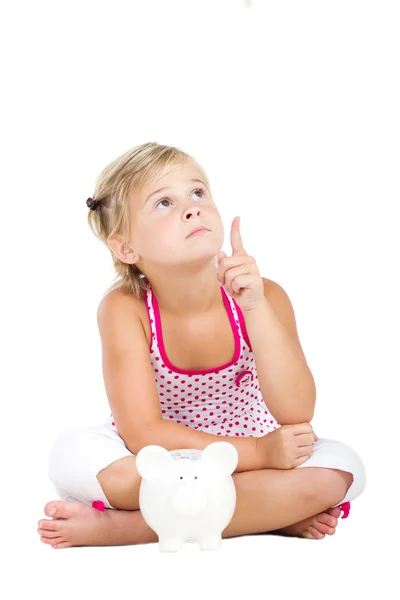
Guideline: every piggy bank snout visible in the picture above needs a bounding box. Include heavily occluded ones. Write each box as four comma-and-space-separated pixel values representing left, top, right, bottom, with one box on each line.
172, 482, 207, 515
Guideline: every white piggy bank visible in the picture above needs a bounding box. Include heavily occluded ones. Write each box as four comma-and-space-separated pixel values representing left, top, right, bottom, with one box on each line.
135, 442, 238, 552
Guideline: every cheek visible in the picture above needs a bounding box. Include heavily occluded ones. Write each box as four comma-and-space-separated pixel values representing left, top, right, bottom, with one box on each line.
143, 222, 176, 250
157, 221, 177, 241
213, 214, 224, 237
214, 223, 225, 248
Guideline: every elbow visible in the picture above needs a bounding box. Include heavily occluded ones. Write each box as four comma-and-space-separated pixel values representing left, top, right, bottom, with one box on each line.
123, 423, 163, 456
275, 400, 316, 426
295, 403, 316, 425
278, 414, 314, 426
124, 434, 151, 457
124, 438, 144, 457
295, 386, 316, 424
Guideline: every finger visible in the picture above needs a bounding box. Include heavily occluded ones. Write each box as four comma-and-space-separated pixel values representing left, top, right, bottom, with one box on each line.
219, 251, 227, 263
217, 251, 227, 267
225, 267, 253, 291
217, 255, 252, 287
294, 453, 313, 466
296, 445, 313, 457
291, 422, 314, 435
218, 254, 250, 272
230, 216, 246, 256
216, 252, 227, 281
295, 433, 315, 447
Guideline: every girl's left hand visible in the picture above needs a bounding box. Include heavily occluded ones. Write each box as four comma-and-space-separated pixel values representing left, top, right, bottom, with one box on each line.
216, 216, 264, 313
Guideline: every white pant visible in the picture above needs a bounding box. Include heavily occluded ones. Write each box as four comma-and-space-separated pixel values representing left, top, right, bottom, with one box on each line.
47, 424, 367, 510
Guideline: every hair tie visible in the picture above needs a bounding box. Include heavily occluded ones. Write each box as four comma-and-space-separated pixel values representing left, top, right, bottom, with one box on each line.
86, 197, 100, 211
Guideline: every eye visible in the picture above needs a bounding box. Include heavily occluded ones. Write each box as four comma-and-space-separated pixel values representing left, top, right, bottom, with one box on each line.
155, 187, 206, 209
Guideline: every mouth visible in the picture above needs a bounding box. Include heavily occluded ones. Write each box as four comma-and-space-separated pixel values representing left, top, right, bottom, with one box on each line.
186, 227, 210, 238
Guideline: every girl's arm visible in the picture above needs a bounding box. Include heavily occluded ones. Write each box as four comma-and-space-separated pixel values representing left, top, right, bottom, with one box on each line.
242, 279, 316, 425
98, 291, 263, 473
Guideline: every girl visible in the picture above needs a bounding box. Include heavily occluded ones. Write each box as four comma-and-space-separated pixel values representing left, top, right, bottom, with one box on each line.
38, 142, 366, 549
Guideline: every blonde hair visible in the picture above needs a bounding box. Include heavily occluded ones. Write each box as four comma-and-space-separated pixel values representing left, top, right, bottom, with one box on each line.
87, 142, 213, 301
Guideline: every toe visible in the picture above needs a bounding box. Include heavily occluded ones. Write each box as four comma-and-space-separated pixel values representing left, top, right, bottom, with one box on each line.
44, 500, 66, 518
38, 528, 60, 538
302, 530, 315, 539
39, 519, 58, 531
328, 507, 342, 518
51, 541, 72, 549
314, 522, 335, 535
40, 535, 63, 545
318, 513, 338, 528
307, 526, 326, 540
44, 499, 85, 519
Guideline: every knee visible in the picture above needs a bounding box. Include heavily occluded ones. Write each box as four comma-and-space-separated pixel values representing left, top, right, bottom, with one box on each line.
331, 468, 354, 489
335, 443, 367, 501
312, 468, 353, 507
328, 468, 354, 504
96, 455, 138, 483
317, 443, 367, 505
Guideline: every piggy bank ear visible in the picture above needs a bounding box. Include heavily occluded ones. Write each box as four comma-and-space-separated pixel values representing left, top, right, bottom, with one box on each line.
135, 445, 172, 482
201, 442, 238, 476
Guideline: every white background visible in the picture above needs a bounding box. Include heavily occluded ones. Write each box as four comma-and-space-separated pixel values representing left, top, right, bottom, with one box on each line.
2, 0, 398, 597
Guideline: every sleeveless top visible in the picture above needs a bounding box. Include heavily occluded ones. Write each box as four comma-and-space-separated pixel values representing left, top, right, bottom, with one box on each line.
105, 282, 280, 438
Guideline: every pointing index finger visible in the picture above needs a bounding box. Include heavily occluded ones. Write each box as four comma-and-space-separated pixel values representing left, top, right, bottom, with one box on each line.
231, 216, 246, 255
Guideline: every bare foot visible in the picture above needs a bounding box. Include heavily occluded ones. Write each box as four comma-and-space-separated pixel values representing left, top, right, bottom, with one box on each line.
274, 506, 343, 540
37, 499, 148, 549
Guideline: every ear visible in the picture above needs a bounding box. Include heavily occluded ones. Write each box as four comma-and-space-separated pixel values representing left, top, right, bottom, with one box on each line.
201, 442, 238, 476
135, 445, 172, 482
107, 235, 138, 265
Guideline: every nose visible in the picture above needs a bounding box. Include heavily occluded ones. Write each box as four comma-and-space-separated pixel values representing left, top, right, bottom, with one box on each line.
184, 207, 201, 220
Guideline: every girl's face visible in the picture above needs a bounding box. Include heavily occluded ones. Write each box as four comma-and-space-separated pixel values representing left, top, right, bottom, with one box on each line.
129, 164, 224, 271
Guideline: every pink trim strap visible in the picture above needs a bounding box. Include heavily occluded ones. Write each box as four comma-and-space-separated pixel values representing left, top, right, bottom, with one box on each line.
338, 501, 351, 519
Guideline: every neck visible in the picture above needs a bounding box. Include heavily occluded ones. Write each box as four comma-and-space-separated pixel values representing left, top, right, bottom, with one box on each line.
148, 267, 223, 319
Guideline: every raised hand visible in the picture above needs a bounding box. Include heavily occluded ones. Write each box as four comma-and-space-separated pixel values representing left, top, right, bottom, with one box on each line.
216, 216, 264, 312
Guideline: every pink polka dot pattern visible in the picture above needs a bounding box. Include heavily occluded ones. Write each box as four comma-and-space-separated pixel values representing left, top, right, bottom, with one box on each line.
105, 283, 280, 438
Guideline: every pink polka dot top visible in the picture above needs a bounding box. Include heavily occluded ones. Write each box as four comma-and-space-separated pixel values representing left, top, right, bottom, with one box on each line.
105, 282, 280, 438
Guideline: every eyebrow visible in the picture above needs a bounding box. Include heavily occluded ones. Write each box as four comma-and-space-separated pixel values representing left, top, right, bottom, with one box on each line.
144, 178, 207, 204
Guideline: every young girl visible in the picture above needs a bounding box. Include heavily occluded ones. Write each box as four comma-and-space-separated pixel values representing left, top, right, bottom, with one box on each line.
38, 142, 366, 549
